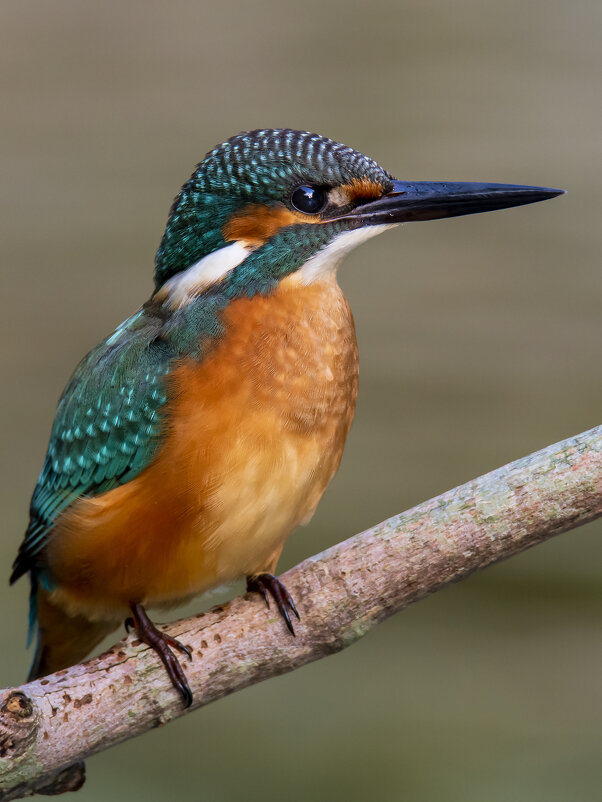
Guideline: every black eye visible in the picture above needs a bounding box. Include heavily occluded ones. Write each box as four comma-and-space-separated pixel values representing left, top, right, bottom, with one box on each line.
290, 185, 327, 214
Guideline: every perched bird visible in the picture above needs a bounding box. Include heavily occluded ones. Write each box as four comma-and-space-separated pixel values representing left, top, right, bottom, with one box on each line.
11, 129, 563, 706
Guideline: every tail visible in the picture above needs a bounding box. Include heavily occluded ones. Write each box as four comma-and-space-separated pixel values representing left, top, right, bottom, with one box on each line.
24, 585, 119, 795
29, 585, 119, 681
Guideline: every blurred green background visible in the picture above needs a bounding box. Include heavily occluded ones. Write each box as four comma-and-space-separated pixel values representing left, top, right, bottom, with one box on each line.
2, 0, 602, 799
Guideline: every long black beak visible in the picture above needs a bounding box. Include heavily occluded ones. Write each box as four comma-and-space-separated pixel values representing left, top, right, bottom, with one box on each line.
336, 180, 565, 225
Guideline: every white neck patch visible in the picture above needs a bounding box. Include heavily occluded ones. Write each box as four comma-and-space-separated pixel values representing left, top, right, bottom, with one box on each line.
158, 224, 395, 304
159, 240, 250, 308
294, 224, 395, 285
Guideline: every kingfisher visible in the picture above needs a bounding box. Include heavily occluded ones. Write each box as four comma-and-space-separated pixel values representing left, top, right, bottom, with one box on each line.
10, 129, 563, 706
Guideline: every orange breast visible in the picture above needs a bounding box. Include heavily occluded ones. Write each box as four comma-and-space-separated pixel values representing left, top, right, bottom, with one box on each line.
47, 273, 358, 620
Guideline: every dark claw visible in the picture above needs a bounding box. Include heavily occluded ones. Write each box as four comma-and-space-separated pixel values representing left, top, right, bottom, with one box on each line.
280, 604, 294, 635
177, 679, 193, 709
124, 616, 134, 634
255, 583, 270, 608
162, 631, 193, 661
246, 574, 300, 635
128, 602, 193, 707
286, 594, 300, 621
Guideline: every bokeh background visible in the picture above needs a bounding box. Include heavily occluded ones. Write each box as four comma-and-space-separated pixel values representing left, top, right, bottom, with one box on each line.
2, 1, 602, 799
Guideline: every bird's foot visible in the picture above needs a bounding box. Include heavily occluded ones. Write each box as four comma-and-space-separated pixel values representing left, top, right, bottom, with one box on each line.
127, 602, 193, 707
246, 573, 300, 635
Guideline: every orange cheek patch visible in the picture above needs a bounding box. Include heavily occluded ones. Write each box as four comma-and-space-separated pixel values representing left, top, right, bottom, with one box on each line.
222, 180, 384, 248
341, 177, 384, 202
223, 204, 321, 247
327, 177, 385, 209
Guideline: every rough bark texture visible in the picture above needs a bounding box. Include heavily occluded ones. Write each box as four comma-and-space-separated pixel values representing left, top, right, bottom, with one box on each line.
2, 425, 602, 799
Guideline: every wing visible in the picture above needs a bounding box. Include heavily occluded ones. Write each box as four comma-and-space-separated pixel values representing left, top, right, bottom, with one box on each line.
10, 305, 177, 584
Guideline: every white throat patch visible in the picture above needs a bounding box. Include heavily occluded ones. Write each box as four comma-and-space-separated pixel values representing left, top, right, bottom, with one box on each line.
294, 224, 394, 285
159, 241, 250, 308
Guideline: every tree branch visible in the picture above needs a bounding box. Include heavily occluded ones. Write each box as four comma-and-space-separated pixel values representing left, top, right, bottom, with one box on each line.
2, 425, 602, 799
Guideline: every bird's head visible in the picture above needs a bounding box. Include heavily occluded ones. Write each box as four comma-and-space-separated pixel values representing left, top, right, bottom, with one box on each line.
154, 128, 563, 305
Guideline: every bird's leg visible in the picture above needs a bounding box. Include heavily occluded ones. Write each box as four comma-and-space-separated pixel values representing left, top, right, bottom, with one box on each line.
127, 602, 193, 707
246, 573, 300, 635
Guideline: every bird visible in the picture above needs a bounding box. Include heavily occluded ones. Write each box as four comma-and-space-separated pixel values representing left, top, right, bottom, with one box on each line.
10, 128, 563, 707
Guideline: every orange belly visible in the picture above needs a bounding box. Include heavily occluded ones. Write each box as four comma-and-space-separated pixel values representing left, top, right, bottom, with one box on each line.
47, 273, 358, 621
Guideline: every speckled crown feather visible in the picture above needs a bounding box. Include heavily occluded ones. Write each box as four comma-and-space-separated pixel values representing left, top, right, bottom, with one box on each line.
155, 129, 392, 288
198, 129, 393, 197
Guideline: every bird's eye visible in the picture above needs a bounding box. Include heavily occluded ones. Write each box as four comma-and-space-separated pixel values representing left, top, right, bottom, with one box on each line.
290, 185, 327, 214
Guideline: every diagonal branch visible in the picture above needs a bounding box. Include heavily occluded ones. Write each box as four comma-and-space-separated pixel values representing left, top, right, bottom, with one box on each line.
2, 425, 602, 799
